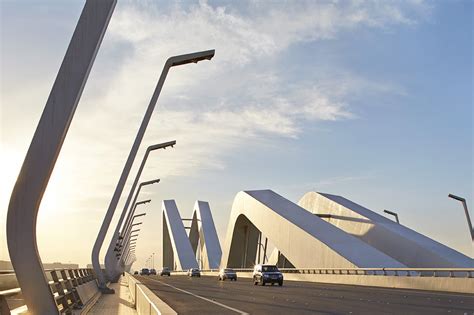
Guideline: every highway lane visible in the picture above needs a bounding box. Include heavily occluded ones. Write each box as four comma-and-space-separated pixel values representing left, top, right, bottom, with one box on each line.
136, 275, 474, 314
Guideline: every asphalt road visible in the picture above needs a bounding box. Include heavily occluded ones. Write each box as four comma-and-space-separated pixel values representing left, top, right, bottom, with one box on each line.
136, 275, 474, 315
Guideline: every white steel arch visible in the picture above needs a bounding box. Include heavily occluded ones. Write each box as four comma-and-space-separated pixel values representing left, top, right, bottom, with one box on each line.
220, 190, 406, 269
162, 200, 198, 270
189, 201, 222, 269
298, 192, 473, 267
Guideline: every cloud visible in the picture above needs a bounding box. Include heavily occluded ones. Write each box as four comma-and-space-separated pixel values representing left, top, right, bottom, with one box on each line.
1, 0, 429, 192
59, 0, 429, 179
109, 0, 432, 64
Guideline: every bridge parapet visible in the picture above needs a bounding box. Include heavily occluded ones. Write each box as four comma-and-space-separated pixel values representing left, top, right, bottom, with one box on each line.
0, 268, 99, 314
168, 267, 474, 294
124, 272, 176, 315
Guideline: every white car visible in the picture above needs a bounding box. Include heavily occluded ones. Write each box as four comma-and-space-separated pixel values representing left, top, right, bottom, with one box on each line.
218, 268, 237, 281
187, 268, 201, 277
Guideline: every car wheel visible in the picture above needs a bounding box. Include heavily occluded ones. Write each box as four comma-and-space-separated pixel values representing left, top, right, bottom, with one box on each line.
260, 278, 265, 286
253, 277, 258, 285
278, 281, 283, 286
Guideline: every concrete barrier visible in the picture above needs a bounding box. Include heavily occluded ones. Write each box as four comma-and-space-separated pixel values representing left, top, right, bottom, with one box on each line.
198, 271, 474, 294
125, 273, 176, 315
76, 281, 100, 308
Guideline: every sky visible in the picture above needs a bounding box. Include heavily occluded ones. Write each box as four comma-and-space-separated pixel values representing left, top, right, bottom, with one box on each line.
0, 0, 472, 269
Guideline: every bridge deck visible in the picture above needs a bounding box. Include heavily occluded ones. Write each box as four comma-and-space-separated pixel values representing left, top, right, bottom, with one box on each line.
87, 278, 137, 315
136, 275, 474, 314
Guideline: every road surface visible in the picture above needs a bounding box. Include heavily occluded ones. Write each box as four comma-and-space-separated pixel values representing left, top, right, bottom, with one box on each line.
135, 275, 474, 314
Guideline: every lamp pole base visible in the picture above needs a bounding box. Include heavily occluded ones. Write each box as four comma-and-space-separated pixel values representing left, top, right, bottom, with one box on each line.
99, 286, 116, 294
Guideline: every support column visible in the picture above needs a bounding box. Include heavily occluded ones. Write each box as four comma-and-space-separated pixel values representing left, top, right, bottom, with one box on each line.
6, 1, 116, 313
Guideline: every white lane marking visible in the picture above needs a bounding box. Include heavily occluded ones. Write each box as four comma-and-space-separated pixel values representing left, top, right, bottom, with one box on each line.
147, 278, 249, 315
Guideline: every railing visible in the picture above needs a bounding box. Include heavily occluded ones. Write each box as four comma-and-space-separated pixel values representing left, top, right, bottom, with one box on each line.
0, 288, 22, 315
0, 268, 97, 315
170, 267, 474, 278
278, 267, 474, 277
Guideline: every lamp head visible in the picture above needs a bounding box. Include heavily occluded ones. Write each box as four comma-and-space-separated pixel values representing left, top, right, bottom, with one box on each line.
449, 194, 466, 202
384, 209, 397, 216
149, 140, 176, 151
141, 179, 160, 187
169, 50, 215, 67
136, 199, 152, 206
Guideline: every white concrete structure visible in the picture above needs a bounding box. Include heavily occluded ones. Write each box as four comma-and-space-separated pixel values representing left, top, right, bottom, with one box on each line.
221, 190, 407, 269
298, 192, 473, 268
162, 200, 198, 270
189, 201, 222, 269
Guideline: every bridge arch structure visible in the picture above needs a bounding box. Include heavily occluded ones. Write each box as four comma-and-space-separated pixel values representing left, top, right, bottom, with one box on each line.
220, 190, 407, 269
189, 201, 222, 269
162, 200, 222, 270
298, 191, 473, 268
162, 200, 198, 270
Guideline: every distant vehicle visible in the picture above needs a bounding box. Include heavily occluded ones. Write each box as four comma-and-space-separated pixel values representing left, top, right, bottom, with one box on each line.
187, 268, 201, 277
133, 271, 139, 275
253, 264, 283, 286
160, 267, 171, 276
140, 268, 150, 276
149, 268, 157, 275
218, 268, 237, 281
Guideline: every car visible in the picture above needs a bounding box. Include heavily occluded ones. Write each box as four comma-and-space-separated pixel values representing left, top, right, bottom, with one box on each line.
253, 264, 283, 286
140, 268, 150, 276
160, 267, 171, 276
133, 271, 139, 275
187, 268, 201, 277
149, 268, 157, 275
218, 268, 237, 281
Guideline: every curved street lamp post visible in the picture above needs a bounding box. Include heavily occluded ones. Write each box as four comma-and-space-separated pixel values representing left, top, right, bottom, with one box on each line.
104, 141, 175, 281
448, 194, 473, 243
92, 49, 214, 291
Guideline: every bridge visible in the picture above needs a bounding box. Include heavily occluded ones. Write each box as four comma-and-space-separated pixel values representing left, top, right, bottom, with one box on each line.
2, 266, 474, 314
1, 0, 473, 314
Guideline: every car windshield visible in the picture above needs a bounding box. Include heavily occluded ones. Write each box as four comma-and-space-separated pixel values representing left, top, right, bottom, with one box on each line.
192, 269, 199, 272
142, 269, 149, 271
262, 266, 279, 272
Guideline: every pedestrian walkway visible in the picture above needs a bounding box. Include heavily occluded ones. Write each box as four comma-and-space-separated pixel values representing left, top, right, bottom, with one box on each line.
87, 278, 137, 315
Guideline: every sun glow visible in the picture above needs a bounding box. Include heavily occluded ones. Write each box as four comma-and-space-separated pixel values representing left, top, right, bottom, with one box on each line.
0, 146, 75, 221
0, 148, 23, 212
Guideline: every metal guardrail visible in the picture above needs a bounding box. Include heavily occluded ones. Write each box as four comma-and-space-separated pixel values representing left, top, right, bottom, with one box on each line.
0, 288, 21, 315
170, 267, 474, 278
0, 268, 97, 315
0, 270, 16, 275
278, 267, 474, 277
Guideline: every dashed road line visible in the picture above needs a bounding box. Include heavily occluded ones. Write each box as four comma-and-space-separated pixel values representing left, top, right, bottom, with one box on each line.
146, 278, 250, 315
